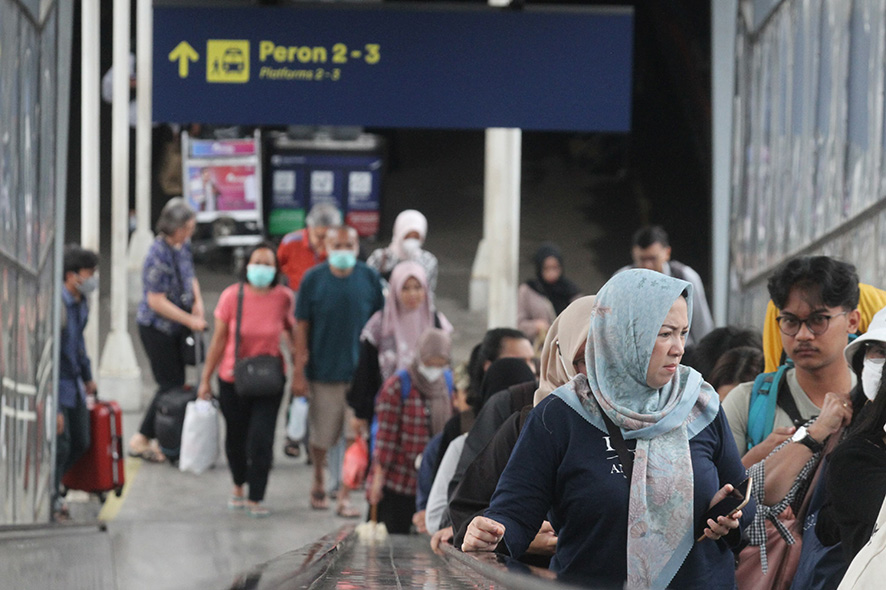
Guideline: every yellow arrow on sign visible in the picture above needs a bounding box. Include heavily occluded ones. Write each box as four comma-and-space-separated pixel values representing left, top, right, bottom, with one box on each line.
168, 41, 199, 79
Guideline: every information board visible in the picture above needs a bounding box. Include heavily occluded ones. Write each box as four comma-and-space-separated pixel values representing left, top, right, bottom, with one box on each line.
153, 4, 633, 132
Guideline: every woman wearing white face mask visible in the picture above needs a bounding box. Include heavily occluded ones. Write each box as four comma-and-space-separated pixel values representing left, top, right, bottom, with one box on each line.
197, 241, 297, 517
367, 209, 439, 295
367, 328, 453, 534
818, 307, 886, 564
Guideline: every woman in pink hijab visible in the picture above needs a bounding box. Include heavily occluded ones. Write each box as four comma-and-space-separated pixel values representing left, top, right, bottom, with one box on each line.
366, 209, 439, 294
348, 261, 452, 429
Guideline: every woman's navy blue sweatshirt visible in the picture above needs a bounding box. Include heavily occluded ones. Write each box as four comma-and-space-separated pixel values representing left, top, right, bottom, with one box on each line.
484, 394, 754, 589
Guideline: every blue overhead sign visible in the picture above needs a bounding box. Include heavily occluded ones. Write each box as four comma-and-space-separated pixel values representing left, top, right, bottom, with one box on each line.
153, 4, 633, 132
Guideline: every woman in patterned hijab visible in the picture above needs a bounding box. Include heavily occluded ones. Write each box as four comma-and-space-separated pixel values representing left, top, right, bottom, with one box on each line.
464, 269, 752, 590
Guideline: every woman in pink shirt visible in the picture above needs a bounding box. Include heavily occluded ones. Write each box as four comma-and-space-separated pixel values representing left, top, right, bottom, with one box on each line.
198, 242, 297, 517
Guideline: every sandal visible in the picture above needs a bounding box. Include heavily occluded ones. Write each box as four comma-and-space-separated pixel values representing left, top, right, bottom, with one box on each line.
247, 502, 270, 518
228, 495, 246, 510
53, 505, 72, 523
336, 502, 361, 519
310, 489, 329, 510
283, 438, 301, 458
128, 447, 166, 463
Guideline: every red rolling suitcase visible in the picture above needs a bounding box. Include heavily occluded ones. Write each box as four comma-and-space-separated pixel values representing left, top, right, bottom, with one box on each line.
62, 400, 125, 498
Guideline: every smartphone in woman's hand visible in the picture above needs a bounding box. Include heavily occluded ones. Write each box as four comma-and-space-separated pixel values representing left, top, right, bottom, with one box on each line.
695, 477, 752, 541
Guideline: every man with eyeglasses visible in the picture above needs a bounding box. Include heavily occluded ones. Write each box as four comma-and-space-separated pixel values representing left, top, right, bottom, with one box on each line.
724, 256, 860, 466
722, 256, 860, 588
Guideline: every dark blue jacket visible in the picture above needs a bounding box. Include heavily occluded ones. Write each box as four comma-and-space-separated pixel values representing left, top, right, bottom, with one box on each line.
485, 395, 753, 589
59, 288, 92, 409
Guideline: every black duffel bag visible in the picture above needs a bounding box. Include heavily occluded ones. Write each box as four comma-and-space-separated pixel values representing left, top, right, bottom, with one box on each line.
154, 386, 197, 459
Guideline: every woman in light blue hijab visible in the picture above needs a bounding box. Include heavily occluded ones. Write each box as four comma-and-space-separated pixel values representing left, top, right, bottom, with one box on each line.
463, 270, 753, 589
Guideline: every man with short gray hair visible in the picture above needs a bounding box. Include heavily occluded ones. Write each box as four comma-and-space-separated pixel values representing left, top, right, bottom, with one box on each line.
279, 203, 343, 459
277, 203, 342, 293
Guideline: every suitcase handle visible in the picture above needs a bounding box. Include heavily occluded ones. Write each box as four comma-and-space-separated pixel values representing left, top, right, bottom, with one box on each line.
109, 405, 122, 484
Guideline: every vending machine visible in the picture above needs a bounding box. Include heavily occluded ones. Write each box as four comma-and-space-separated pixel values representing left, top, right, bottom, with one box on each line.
263, 131, 385, 239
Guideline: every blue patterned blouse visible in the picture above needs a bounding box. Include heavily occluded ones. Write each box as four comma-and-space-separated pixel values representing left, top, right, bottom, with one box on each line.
136, 237, 195, 335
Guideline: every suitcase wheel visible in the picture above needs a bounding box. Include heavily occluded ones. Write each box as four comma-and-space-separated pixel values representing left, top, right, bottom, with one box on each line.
115, 487, 123, 497
97, 492, 107, 503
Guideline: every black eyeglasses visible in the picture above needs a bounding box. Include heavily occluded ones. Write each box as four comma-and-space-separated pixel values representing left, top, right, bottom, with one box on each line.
775, 311, 848, 336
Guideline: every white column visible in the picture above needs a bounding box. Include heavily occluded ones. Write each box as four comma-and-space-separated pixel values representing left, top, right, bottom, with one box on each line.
484, 129, 521, 329
711, 1, 738, 325
80, 0, 101, 362
128, 0, 155, 304
99, 0, 142, 410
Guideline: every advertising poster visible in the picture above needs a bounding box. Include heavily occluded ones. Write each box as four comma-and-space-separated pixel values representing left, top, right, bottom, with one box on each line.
186, 164, 258, 220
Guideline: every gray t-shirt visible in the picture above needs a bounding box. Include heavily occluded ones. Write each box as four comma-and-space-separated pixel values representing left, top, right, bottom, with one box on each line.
721, 368, 856, 456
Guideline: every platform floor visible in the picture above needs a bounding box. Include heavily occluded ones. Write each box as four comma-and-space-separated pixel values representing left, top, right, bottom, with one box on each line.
47, 268, 488, 589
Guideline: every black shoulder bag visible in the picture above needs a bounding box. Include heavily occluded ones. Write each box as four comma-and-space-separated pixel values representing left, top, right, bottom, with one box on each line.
233, 283, 286, 397
599, 406, 634, 482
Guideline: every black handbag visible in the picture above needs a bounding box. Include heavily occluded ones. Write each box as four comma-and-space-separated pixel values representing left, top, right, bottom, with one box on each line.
233, 283, 285, 397
165, 241, 205, 366
181, 329, 205, 366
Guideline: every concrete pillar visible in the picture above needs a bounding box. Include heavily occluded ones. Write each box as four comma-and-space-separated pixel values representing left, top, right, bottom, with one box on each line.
128, 0, 155, 305
99, 0, 142, 410
483, 128, 521, 329
80, 0, 100, 362
711, 1, 738, 325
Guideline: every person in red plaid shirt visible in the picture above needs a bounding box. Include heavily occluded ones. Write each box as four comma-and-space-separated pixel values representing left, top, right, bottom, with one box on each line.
368, 328, 453, 533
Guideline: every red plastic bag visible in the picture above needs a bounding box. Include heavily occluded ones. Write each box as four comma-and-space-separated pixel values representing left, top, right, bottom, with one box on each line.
342, 437, 369, 490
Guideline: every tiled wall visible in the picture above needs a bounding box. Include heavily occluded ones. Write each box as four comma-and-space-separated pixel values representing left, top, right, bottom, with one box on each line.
731, 0, 886, 324
0, 0, 69, 525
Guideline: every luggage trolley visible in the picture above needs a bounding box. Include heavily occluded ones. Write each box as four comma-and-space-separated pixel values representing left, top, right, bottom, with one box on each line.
181, 130, 264, 270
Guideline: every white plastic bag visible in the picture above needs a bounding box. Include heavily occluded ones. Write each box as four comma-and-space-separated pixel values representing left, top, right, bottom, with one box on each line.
286, 397, 308, 441
179, 399, 219, 474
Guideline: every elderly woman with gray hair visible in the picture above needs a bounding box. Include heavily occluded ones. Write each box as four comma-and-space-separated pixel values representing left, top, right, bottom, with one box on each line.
128, 198, 207, 462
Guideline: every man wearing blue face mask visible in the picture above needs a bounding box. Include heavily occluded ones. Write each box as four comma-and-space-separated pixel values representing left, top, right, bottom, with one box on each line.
294, 225, 384, 516
55, 245, 99, 521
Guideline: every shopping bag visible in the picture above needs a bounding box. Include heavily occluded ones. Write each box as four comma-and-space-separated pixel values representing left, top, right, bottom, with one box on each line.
286, 397, 308, 441
178, 399, 219, 474
342, 437, 369, 490
735, 507, 803, 590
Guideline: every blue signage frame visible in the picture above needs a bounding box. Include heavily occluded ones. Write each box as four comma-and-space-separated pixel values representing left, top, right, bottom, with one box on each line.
154, 3, 633, 132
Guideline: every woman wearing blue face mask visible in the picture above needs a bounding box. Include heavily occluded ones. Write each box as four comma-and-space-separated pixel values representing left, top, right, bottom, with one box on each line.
198, 241, 297, 517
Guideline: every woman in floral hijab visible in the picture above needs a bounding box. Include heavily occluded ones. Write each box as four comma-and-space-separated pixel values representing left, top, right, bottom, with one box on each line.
463, 269, 753, 589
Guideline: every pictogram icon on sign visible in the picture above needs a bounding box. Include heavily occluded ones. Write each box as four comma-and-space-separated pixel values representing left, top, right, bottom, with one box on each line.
207, 40, 250, 83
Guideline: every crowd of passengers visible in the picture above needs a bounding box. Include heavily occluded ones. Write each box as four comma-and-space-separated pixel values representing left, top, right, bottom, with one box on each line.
60, 198, 886, 589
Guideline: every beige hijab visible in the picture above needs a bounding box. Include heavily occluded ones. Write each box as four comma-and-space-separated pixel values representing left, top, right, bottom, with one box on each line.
533, 295, 596, 406
408, 328, 452, 436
